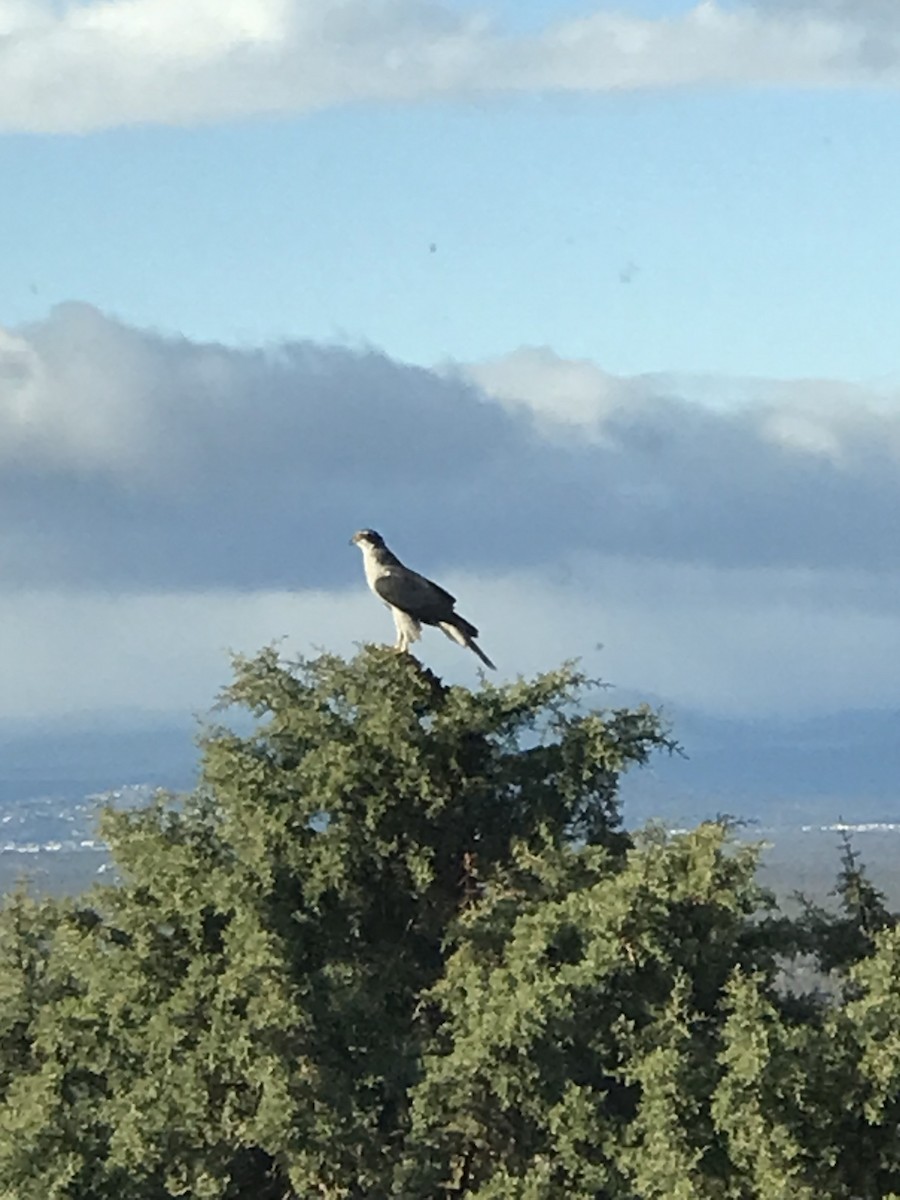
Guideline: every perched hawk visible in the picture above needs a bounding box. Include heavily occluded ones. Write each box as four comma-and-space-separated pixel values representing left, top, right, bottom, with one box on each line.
351, 529, 496, 670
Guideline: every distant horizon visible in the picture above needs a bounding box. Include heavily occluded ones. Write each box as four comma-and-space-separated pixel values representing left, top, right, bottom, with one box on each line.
3, 696, 900, 831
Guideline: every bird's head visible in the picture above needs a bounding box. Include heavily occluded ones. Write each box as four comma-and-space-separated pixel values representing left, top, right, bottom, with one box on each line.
350, 529, 385, 550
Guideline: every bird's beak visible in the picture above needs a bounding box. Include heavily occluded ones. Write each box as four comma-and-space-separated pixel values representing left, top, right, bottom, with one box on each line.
349, 533, 359, 546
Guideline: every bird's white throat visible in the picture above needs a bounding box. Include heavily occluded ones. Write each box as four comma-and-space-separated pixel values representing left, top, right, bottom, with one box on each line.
359, 544, 388, 592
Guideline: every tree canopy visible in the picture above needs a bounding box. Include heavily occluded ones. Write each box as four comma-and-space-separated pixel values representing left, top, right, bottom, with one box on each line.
0, 647, 898, 1198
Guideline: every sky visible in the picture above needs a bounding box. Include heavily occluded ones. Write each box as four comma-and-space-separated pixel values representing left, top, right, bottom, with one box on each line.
2, 0, 900, 734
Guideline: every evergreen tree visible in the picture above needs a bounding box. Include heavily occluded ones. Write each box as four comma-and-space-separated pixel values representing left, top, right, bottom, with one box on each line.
0, 647, 897, 1198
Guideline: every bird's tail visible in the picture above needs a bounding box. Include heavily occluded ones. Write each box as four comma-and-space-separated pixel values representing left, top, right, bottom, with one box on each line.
438, 617, 496, 670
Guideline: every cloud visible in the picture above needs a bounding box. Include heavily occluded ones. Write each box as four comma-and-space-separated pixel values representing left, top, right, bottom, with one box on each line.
0, 0, 491, 132
467, 346, 900, 574
0, 302, 530, 589
4, 305, 900, 720
3, 559, 900, 722
5, 306, 900, 596
0, 585, 363, 720
2, 0, 900, 132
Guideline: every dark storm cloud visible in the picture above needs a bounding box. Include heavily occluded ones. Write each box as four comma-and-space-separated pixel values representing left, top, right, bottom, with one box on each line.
3, 303, 900, 592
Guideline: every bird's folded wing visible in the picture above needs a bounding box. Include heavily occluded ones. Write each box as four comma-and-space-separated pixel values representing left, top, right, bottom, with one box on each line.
374, 570, 455, 616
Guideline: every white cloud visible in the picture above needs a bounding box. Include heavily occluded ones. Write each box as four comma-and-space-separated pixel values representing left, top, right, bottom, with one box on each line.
465, 346, 636, 440
468, 344, 900, 468
0, 319, 158, 472
0, 0, 490, 131
1, 0, 900, 132
494, 3, 853, 93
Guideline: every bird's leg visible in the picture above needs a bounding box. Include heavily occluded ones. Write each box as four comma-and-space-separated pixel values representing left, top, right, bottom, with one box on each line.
389, 608, 420, 656
391, 609, 408, 653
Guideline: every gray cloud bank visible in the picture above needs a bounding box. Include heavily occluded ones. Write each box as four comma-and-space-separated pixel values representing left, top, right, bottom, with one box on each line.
3, 0, 900, 133
2, 304, 900, 594
5, 303, 900, 725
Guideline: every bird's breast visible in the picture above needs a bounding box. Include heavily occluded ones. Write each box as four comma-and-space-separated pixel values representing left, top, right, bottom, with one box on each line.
362, 553, 387, 592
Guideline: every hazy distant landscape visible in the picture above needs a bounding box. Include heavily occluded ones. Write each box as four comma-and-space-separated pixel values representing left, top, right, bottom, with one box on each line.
0, 719, 196, 896
4, 707, 898, 909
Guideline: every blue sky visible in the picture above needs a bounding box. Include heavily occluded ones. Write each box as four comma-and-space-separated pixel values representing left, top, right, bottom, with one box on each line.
2, 0, 900, 380
3, 0, 900, 730
5, 89, 900, 379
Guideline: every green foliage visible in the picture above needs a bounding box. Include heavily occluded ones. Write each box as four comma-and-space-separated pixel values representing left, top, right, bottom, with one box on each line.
796, 828, 897, 975
0, 646, 898, 1198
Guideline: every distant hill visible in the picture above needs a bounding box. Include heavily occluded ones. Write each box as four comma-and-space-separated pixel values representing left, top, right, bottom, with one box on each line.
0, 718, 199, 807
2, 703, 898, 827
0, 717, 198, 897
1, 703, 899, 902
620, 704, 900, 828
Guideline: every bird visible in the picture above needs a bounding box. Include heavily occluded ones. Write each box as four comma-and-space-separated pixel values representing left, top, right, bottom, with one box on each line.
350, 529, 495, 670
